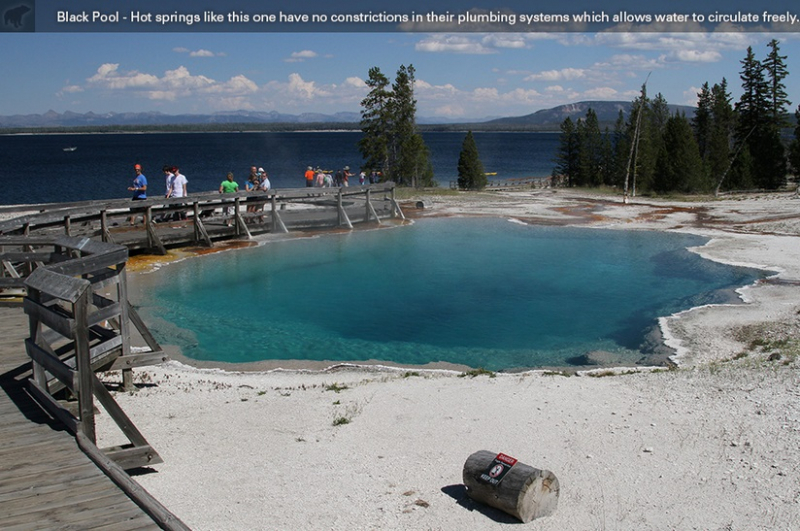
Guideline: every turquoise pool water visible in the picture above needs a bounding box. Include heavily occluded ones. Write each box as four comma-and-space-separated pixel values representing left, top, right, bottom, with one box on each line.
134, 217, 766, 370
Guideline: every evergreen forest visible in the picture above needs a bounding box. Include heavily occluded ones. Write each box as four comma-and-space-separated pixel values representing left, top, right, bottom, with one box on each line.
554, 40, 800, 195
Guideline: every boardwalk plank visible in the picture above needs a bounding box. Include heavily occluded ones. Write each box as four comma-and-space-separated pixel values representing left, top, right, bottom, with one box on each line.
0, 306, 163, 530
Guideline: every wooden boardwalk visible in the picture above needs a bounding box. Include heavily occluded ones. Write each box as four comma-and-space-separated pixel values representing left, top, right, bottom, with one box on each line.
0, 305, 164, 530
0, 184, 404, 256
0, 185, 404, 530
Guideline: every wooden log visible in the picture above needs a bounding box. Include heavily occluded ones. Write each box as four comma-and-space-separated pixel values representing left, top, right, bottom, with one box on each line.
462, 450, 559, 523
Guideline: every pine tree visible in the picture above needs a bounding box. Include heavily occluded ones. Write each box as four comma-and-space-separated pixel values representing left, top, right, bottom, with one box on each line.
639, 93, 669, 193
359, 64, 434, 187
763, 39, 791, 128
693, 82, 713, 161
789, 104, 800, 179
457, 131, 486, 190
734, 44, 790, 190
358, 67, 392, 177
600, 127, 616, 186
554, 117, 579, 186
707, 79, 738, 191
577, 108, 603, 186
654, 113, 704, 193
612, 110, 630, 188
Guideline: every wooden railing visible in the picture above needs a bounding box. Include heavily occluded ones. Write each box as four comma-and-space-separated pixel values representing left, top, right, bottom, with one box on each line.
0, 183, 405, 255
2, 235, 166, 470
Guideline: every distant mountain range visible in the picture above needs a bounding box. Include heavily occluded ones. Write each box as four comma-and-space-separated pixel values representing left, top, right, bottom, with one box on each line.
484, 100, 696, 126
0, 109, 362, 128
0, 101, 696, 129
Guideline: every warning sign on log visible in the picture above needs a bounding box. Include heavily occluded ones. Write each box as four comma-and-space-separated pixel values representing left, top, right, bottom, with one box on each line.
478, 452, 518, 486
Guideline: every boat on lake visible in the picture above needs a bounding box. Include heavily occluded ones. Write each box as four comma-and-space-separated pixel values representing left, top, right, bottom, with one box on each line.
62, 146, 77, 152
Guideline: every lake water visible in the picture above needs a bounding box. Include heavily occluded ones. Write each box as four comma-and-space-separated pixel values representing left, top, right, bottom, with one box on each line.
0, 131, 559, 205
132, 217, 766, 370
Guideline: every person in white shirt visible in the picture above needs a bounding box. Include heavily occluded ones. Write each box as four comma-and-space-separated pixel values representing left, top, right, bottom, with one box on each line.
167, 165, 188, 220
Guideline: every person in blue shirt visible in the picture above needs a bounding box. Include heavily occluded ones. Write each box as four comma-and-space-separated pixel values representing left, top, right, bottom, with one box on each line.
128, 163, 148, 224
129, 163, 148, 199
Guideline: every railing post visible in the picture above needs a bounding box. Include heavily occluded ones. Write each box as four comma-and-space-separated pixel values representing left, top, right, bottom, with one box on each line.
271, 194, 288, 233
389, 184, 405, 220
117, 262, 135, 392
101, 210, 110, 242
337, 188, 353, 229
74, 284, 96, 443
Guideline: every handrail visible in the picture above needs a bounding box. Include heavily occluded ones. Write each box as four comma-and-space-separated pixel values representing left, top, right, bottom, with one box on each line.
0, 183, 398, 234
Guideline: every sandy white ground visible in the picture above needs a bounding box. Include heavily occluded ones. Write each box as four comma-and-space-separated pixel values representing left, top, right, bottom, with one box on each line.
97, 190, 800, 530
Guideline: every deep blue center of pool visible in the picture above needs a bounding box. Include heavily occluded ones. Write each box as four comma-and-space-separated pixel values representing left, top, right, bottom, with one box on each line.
134, 218, 765, 370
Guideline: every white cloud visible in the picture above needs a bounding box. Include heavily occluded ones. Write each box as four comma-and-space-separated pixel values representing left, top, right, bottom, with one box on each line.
173, 47, 225, 57
415, 35, 498, 54
88, 63, 159, 89
526, 68, 587, 82
583, 86, 620, 99
343, 77, 365, 88
662, 49, 722, 63
285, 50, 319, 63
84, 63, 257, 108
287, 73, 325, 99
190, 49, 217, 58
60, 85, 84, 94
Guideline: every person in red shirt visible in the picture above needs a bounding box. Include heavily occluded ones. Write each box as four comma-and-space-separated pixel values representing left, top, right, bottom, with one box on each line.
304, 166, 315, 187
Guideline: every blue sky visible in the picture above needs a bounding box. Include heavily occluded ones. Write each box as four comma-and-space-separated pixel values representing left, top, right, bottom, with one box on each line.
3, 0, 800, 120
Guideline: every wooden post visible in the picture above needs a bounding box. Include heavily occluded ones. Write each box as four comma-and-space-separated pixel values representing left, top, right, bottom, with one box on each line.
64, 215, 71, 236
462, 450, 559, 523
233, 198, 251, 239
337, 188, 353, 229
389, 186, 406, 220
365, 188, 380, 224
117, 263, 135, 392
271, 195, 288, 233
100, 210, 110, 242
74, 285, 96, 443
144, 207, 167, 255
192, 202, 213, 247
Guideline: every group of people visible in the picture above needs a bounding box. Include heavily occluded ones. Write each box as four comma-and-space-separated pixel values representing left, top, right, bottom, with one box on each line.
127, 163, 189, 200
303, 166, 381, 188
127, 162, 272, 226
127, 163, 190, 224
218, 166, 272, 226
218, 166, 271, 194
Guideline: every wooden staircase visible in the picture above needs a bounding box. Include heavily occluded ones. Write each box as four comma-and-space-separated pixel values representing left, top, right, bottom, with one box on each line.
2, 235, 168, 470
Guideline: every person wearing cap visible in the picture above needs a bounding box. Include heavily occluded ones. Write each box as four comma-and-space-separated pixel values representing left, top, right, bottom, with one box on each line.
304, 165, 315, 187
128, 164, 147, 224
129, 164, 147, 200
